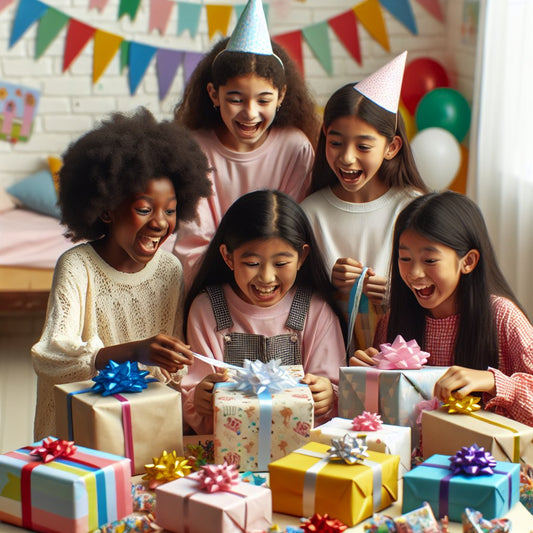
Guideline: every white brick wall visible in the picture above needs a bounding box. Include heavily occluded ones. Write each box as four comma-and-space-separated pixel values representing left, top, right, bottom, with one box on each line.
0, 0, 476, 185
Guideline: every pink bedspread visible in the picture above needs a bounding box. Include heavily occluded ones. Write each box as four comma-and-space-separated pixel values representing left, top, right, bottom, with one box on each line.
0, 208, 177, 270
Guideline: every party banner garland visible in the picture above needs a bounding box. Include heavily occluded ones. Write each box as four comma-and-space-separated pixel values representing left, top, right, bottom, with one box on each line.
4, 0, 444, 100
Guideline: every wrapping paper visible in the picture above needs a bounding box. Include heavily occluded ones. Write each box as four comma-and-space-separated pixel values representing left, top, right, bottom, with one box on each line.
338, 366, 447, 449
54, 380, 183, 475
155, 470, 272, 532
462, 507, 511, 532
310, 417, 411, 479
402, 453, 520, 522
0, 438, 132, 532
268, 441, 399, 527
214, 381, 313, 472
422, 407, 533, 464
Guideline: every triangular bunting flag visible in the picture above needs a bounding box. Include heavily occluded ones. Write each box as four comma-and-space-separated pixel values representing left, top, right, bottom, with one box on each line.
93, 30, 123, 83
302, 21, 332, 76
9, 0, 48, 48
234, 2, 269, 24
149, 0, 173, 35
328, 9, 361, 65
35, 7, 68, 59
353, 0, 390, 52
379, 0, 418, 35
0, 0, 15, 13
128, 41, 157, 95
63, 19, 96, 72
272, 30, 303, 76
415, 0, 445, 23
118, 0, 142, 21
89, 0, 108, 12
156, 48, 184, 100
177, 2, 202, 38
183, 51, 204, 83
205, 4, 233, 40
120, 40, 130, 72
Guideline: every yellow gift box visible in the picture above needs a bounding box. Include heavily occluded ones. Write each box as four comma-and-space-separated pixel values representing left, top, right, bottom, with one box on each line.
268, 440, 399, 526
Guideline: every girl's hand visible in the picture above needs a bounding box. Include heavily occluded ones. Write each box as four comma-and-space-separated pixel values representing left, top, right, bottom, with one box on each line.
433, 366, 496, 402
331, 258, 364, 293
301, 373, 334, 417
363, 273, 387, 305
349, 347, 379, 367
136, 334, 194, 374
194, 372, 229, 417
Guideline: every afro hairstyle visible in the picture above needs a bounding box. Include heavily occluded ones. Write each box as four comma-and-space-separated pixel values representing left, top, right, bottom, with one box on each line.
58, 107, 212, 242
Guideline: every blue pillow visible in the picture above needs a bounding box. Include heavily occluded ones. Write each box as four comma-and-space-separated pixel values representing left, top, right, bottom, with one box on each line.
6, 169, 61, 219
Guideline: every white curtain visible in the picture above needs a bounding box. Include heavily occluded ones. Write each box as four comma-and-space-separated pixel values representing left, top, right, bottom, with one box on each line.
468, 0, 533, 317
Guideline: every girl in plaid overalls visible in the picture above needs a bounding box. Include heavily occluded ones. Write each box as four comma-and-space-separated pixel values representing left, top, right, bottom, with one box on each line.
180, 190, 346, 434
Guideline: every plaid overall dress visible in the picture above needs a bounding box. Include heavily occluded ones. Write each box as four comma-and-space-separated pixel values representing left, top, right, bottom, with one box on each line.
205, 285, 313, 367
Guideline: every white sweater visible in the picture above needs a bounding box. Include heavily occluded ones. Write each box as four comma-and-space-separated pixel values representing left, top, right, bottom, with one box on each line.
32, 242, 185, 439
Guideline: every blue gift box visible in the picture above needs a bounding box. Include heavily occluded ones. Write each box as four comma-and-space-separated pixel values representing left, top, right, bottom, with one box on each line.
402, 453, 520, 522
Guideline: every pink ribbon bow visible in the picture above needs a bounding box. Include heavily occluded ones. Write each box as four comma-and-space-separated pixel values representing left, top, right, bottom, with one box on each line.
351, 411, 383, 431
374, 335, 430, 370
197, 462, 239, 493
30, 438, 77, 463
415, 396, 441, 424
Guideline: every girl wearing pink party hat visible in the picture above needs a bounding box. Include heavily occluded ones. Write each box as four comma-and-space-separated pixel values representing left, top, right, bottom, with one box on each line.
173, 0, 319, 290
301, 52, 428, 353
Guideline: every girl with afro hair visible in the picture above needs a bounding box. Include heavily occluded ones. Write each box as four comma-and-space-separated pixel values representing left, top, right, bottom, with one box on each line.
32, 107, 212, 439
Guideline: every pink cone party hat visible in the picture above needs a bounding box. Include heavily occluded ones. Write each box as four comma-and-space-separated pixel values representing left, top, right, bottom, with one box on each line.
354, 51, 407, 113
226, 0, 273, 55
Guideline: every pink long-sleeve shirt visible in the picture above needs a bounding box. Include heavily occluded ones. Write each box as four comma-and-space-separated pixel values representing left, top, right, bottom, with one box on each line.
181, 285, 345, 434
173, 127, 314, 290
375, 296, 533, 426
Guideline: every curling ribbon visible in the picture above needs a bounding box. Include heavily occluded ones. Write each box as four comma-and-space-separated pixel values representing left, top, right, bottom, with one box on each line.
346, 266, 368, 353
444, 395, 521, 463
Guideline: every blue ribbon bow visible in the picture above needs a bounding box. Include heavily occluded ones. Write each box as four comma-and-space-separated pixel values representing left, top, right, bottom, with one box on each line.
91, 360, 157, 396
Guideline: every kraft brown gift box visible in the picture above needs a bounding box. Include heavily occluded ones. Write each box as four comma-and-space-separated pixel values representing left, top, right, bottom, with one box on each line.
54, 380, 183, 475
421, 407, 533, 464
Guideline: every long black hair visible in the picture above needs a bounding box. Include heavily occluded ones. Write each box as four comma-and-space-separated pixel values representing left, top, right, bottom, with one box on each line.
387, 191, 525, 369
310, 83, 427, 194
184, 189, 345, 337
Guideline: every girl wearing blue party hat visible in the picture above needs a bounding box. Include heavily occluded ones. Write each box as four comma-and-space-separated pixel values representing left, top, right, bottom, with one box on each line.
173, 0, 320, 290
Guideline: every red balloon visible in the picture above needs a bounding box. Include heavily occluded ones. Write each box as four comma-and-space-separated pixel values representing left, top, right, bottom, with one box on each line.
401, 57, 450, 115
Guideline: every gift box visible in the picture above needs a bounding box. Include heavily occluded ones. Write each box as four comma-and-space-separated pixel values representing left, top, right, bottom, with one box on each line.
55, 378, 183, 475
310, 416, 411, 479
155, 467, 272, 532
269, 440, 399, 526
462, 507, 511, 532
0, 437, 132, 533
213, 364, 313, 472
422, 407, 533, 464
402, 452, 520, 522
338, 365, 447, 449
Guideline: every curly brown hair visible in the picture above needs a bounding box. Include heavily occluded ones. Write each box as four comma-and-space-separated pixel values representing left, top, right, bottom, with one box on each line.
174, 38, 320, 147
59, 107, 212, 242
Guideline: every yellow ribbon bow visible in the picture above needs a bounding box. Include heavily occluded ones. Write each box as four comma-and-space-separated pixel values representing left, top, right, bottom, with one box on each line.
143, 450, 192, 488
443, 394, 481, 414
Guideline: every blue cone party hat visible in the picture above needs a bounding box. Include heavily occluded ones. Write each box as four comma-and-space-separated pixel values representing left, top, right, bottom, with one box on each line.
226, 0, 273, 55
354, 51, 408, 113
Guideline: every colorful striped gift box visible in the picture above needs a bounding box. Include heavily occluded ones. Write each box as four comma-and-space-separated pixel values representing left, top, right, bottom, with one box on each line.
0, 438, 132, 532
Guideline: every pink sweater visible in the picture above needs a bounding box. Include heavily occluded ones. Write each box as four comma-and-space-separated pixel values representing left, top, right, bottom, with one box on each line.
173, 127, 314, 289
375, 296, 533, 426
181, 285, 345, 434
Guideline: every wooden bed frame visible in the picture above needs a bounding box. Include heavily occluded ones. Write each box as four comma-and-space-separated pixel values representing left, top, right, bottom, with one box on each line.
0, 266, 52, 313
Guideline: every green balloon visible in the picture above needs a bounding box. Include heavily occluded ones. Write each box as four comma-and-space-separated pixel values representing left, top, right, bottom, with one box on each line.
415, 88, 471, 142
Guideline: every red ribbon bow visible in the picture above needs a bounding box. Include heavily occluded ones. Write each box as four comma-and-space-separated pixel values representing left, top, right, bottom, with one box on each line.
301, 513, 348, 532
30, 438, 77, 463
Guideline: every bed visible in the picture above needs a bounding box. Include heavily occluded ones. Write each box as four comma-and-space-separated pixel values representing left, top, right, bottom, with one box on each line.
0, 208, 177, 313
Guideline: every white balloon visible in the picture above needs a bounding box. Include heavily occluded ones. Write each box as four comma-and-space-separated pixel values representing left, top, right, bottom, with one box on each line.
410, 127, 461, 191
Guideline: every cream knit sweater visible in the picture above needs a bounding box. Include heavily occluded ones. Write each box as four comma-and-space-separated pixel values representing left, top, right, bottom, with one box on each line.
32, 242, 185, 439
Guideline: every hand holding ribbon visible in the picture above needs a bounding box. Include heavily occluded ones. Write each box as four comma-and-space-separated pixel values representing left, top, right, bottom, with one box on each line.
30, 438, 77, 463
351, 411, 383, 432
374, 335, 430, 370
143, 450, 192, 489
443, 394, 481, 414
449, 444, 497, 476
91, 360, 157, 396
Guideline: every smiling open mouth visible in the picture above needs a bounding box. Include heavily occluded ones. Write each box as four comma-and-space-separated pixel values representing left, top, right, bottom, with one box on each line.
237, 121, 261, 133
414, 285, 435, 298
339, 169, 363, 182
140, 235, 161, 250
